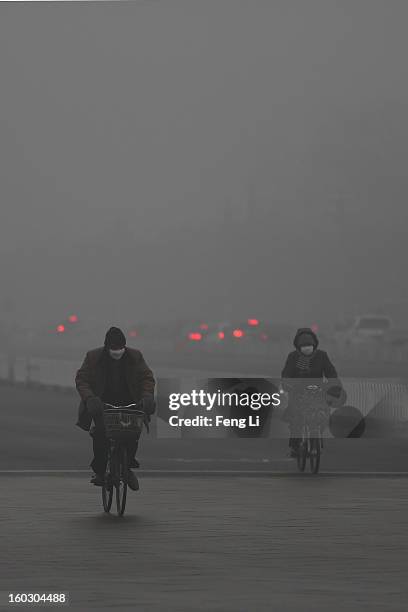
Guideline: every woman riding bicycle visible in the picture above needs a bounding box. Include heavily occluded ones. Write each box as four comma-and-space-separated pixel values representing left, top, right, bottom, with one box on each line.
281, 327, 342, 457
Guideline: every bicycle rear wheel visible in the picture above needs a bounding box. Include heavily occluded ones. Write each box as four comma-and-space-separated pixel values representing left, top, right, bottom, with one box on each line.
116, 445, 128, 517
309, 437, 321, 474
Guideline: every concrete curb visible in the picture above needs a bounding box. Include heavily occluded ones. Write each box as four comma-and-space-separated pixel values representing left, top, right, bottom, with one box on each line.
1, 469, 408, 478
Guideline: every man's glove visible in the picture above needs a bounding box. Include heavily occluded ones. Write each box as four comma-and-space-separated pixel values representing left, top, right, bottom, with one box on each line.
141, 395, 155, 415
86, 396, 103, 417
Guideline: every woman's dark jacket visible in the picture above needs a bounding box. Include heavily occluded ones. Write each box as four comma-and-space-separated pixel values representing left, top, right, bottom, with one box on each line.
281, 349, 338, 379
281, 327, 338, 380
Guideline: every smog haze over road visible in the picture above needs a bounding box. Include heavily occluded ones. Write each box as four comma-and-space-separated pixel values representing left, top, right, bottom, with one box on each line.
1, 1, 408, 330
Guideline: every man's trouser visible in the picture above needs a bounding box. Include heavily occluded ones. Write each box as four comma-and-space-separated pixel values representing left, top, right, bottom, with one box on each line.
89, 410, 140, 474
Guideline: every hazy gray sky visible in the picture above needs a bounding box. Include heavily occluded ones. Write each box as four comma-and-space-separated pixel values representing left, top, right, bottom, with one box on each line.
1, 1, 408, 328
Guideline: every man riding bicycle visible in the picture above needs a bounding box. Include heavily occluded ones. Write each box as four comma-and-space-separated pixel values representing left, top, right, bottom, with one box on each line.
75, 326, 155, 490
281, 327, 342, 457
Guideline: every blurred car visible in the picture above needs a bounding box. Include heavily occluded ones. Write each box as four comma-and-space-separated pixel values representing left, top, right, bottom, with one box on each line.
335, 314, 393, 347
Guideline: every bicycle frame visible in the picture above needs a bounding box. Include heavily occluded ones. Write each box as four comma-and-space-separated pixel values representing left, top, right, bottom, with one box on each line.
102, 403, 144, 516
295, 386, 327, 474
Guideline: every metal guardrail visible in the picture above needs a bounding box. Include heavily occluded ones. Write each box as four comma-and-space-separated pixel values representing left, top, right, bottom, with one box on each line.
343, 380, 408, 421
1, 352, 408, 425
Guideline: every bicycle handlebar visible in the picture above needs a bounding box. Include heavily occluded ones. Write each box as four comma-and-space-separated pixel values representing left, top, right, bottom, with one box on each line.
103, 402, 150, 433
104, 402, 142, 410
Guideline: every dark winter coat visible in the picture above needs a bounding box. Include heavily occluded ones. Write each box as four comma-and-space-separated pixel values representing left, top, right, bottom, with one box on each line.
75, 347, 155, 431
281, 328, 338, 380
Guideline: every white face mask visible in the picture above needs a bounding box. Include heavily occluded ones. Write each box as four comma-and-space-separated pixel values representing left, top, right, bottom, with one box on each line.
300, 345, 314, 356
109, 348, 125, 360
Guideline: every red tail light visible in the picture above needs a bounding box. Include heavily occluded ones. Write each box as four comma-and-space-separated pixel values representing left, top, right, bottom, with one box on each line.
188, 332, 202, 341
218, 331, 225, 339
247, 318, 259, 326
233, 329, 244, 338
56, 324, 65, 333
68, 314, 78, 323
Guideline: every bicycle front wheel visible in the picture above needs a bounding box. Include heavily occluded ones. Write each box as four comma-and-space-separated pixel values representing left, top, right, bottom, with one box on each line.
102, 475, 113, 513
297, 440, 307, 472
116, 445, 128, 517
102, 454, 113, 513
309, 437, 321, 474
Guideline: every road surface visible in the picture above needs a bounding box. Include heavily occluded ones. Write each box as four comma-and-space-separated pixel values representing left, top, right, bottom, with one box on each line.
1, 475, 408, 611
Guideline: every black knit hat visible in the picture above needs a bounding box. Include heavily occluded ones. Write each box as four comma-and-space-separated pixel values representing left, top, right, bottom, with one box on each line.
104, 326, 126, 349
293, 327, 319, 350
